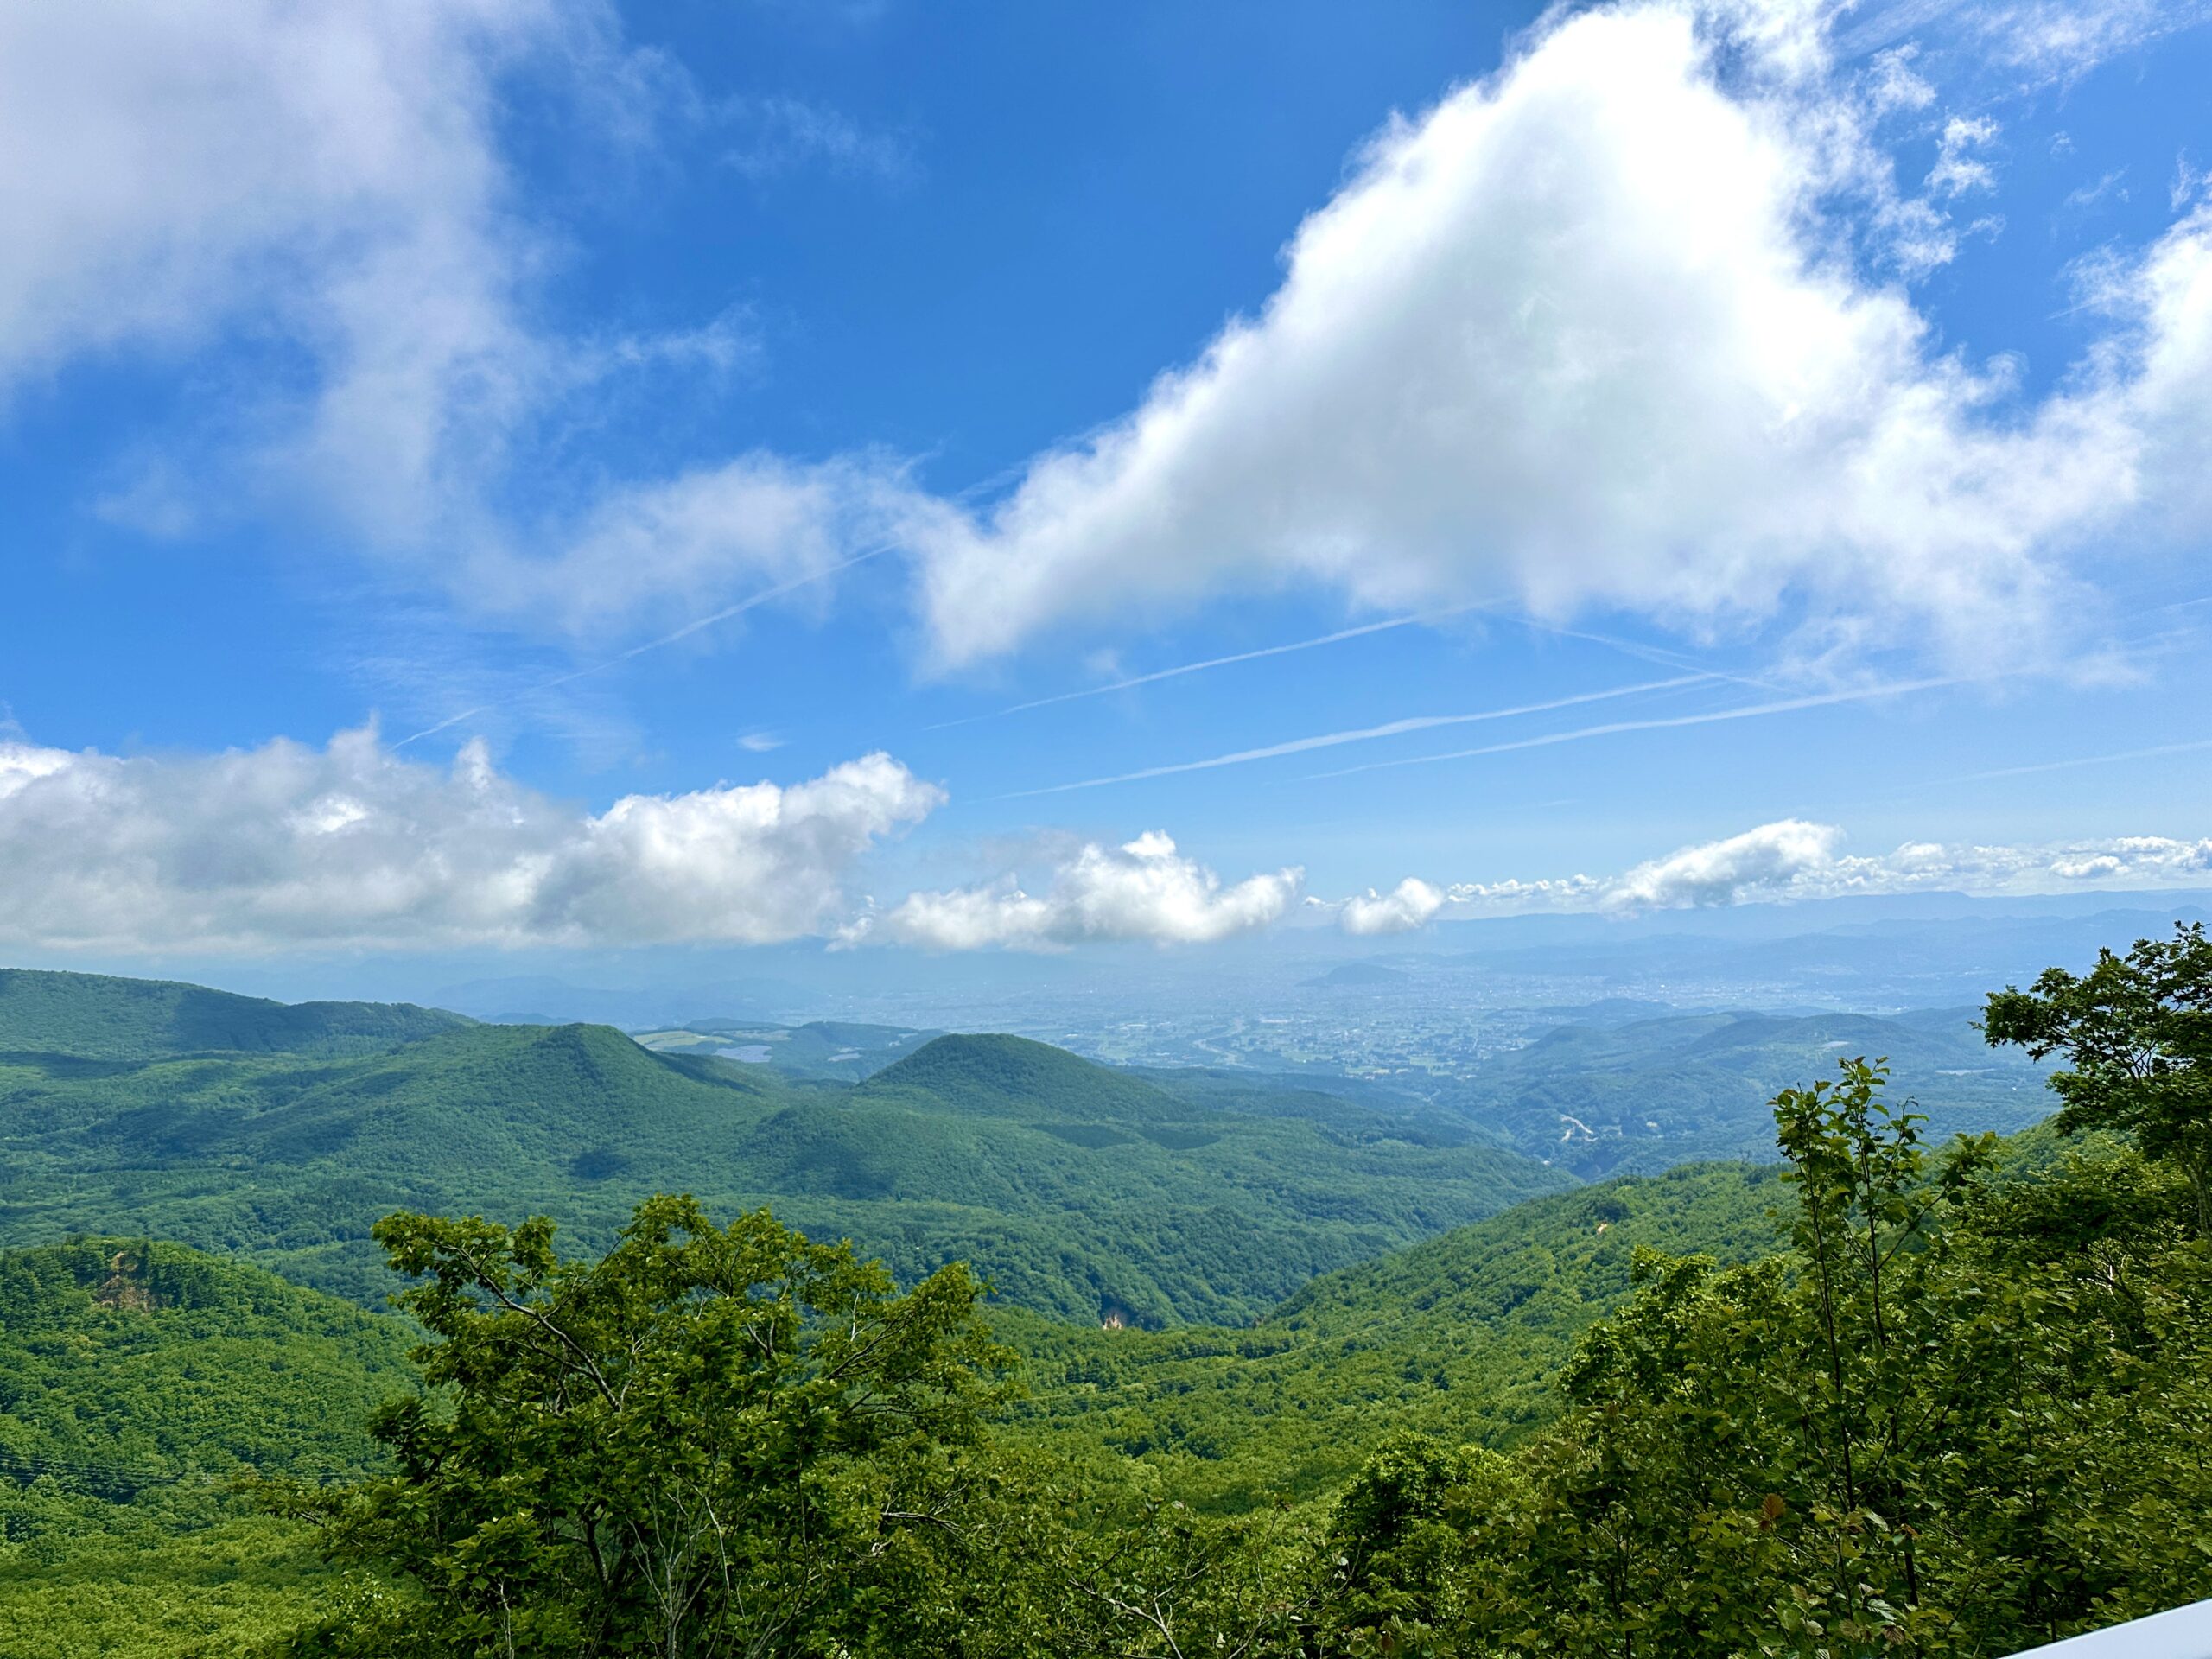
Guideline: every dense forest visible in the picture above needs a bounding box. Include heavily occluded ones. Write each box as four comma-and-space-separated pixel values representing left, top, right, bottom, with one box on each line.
3, 929, 2209, 1654
0, 976, 1568, 1325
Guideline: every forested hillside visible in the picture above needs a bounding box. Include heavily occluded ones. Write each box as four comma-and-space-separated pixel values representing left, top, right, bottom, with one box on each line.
0, 968, 470, 1061
1003, 1160, 1785, 1505
4, 938, 2209, 1656
250, 1038, 2209, 1656
0, 975, 1566, 1325
0, 1237, 410, 1488
0, 1240, 414, 1658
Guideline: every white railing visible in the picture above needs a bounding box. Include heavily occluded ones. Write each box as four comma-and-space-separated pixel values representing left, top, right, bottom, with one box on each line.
2008, 1597, 2212, 1658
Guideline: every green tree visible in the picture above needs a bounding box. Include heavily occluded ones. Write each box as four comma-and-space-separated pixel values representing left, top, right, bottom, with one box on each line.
1314, 1432, 1526, 1654
1768, 1058, 1992, 1640
1985, 922, 2212, 1230
273, 1194, 1020, 1658
1919, 1146, 2212, 1647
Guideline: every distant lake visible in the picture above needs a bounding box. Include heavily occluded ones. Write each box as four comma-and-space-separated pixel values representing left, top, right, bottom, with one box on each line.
717, 1045, 773, 1063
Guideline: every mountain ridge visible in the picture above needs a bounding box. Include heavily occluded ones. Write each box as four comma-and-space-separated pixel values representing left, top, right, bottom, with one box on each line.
0, 969, 1567, 1327
0, 967, 470, 1062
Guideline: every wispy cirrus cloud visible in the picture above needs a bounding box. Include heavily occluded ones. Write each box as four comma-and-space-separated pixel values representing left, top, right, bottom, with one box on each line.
927, 611, 1458, 730
719, 95, 915, 182
1302, 675, 1962, 780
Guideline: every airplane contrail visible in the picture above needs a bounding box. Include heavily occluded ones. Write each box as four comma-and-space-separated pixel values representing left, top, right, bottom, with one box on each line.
1300, 676, 1962, 779
1948, 736, 2212, 785
392, 546, 894, 749
931, 604, 1772, 731
996, 673, 1713, 798
925, 610, 1469, 730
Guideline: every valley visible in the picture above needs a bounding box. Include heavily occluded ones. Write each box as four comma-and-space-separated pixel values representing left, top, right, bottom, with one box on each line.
3, 932, 2205, 1656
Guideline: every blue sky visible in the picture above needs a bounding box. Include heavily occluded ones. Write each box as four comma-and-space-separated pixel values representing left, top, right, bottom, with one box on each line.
2, 0, 2209, 966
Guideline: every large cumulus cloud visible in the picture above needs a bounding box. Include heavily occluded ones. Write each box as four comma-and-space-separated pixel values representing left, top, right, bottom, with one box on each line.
6, 0, 2207, 678
912, 0, 2211, 675
0, 728, 941, 952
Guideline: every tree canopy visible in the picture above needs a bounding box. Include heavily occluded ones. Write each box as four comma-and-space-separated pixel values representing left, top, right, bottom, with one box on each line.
270, 1197, 1023, 1656
1986, 919, 2212, 1230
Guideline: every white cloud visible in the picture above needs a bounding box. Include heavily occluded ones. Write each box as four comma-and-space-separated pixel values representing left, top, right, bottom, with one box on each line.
721, 96, 913, 182
481, 453, 918, 636
1927, 115, 2001, 197
2175, 152, 2207, 213
846, 832, 1302, 951
1605, 818, 1846, 907
0, 1, 593, 542
1970, 0, 2212, 84
1865, 46, 1936, 116
910, 0, 2208, 677
2117, 204, 2212, 533
9, 731, 2202, 956
0, 729, 940, 953
7, 0, 2209, 692
1343, 820, 2212, 925
1338, 879, 1447, 936
0, 0, 893, 644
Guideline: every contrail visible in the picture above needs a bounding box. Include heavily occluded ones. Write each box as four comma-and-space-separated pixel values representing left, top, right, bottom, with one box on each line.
1300, 676, 1961, 779
925, 608, 1475, 730
931, 604, 1770, 730
1949, 737, 2212, 785
392, 546, 893, 749
995, 673, 1713, 798
1503, 616, 1786, 693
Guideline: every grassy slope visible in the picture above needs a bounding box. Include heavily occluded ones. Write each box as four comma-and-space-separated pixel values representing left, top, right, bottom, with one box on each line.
0, 992, 1568, 1325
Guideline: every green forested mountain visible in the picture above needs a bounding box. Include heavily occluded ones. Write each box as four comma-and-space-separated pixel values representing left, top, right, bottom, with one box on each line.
6, 947, 2210, 1656
0, 1237, 411, 1490
1003, 1159, 1784, 1506
245, 1079, 2211, 1659
0, 1239, 416, 1659
0, 967, 470, 1062
0, 974, 1566, 1325
859, 1032, 1192, 1122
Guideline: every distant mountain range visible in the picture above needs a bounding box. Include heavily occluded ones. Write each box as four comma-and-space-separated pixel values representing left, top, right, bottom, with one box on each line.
1425, 1003, 2050, 1176
1304, 962, 1411, 988
0, 967, 468, 1061
0, 968, 1565, 1326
